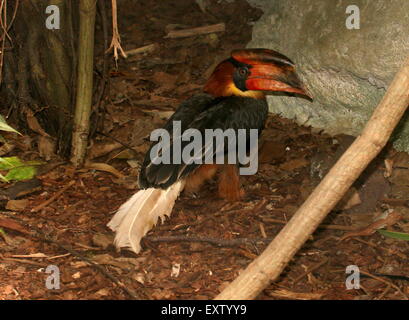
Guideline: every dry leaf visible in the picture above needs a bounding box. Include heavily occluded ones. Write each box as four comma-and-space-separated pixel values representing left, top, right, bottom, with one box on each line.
84, 162, 125, 179
24, 107, 49, 137
151, 289, 174, 300
259, 140, 286, 163
171, 263, 181, 278
131, 272, 145, 284
70, 261, 89, 268
88, 142, 122, 159
0, 142, 15, 156
37, 136, 56, 160
384, 158, 393, 178
151, 72, 177, 92
280, 158, 309, 171
92, 254, 141, 270
341, 210, 402, 240
92, 233, 114, 249
335, 188, 361, 210
391, 152, 409, 169
6, 199, 29, 211
0, 217, 30, 234
1, 285, 14, 296
95, 288, 110, 297
389, 168, 409, 186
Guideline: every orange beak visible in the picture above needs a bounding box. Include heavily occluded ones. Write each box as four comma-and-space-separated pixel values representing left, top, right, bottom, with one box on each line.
232, 48, 313, 99
245, 63, 312, 99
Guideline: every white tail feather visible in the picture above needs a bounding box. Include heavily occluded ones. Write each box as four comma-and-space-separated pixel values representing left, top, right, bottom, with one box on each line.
107, 181, 185, 253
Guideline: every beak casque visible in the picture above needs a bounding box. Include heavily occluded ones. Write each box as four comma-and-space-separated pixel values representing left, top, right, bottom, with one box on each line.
232, 48, 313, 99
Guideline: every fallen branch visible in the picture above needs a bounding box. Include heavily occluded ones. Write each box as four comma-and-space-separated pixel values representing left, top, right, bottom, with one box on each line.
146, 235, 271, 247
164, 23, 225, 39
125, 43, 158, 57
216, 55, 409, 300
260, 216, 358, 231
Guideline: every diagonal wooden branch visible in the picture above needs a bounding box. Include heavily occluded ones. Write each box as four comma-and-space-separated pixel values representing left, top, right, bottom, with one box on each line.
216, 55, 409, 300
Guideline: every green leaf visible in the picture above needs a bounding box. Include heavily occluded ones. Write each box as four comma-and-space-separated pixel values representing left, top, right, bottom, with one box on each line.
4, 166, 37, 181
0, 156, 43, 182
0, 115, 21, 135
0, 156, 24, 170
377, 229, 409, 241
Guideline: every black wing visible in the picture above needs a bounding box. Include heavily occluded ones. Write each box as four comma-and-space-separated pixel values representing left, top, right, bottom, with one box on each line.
138, 94, 268, 189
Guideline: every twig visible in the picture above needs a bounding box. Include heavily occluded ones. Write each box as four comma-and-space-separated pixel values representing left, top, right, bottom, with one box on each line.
377, 285, 391, 300
43, 240, 143, 299
261, 216, 359, 231
293, 257, 329, 285
96, 130, 138, 156
359, 270, 408, 300
125, 43, 158, 57
31, 180, 75, 212
47, 253, 71, 260
106, 0, 127, 60
0, 0, 9, 85
350, 237, 407, 259
340, 210, 402, 240
216, 55, 409, 300
74, 242, 102, 250
265, 287, 324, 300
157, 199, 267, 232
0, 255, 48, 267
164, 23, 225, 39
259, 222, 267, 239
146, 235, 272, 247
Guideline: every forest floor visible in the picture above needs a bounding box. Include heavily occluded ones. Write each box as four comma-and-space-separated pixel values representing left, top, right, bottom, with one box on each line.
0, 0, 408, 300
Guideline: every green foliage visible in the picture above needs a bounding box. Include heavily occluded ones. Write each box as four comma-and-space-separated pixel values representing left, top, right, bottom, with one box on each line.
0, 156, 43, 182
0, 115, 21, 135
377, 229, 409, 241
0, 115, 41, 182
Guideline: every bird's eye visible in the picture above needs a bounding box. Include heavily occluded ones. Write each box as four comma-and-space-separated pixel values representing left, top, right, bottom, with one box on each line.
238, 67, 248, 77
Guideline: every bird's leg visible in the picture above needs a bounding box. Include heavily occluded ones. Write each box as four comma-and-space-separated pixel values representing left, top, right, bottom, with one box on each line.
218, 164, 244, 201
184, 164, 219, 194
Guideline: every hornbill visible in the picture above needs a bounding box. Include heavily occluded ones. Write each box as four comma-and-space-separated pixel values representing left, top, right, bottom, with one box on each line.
108, 48, 311, 253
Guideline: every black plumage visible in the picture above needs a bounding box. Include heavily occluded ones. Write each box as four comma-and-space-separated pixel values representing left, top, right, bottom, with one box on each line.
138, 94, 268, 189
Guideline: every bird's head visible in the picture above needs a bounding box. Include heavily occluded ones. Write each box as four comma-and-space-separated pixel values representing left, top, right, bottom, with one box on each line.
204, 48, 312, 100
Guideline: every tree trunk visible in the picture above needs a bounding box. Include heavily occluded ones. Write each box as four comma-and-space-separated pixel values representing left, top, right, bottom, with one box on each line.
70, 0, 96, 167
0, 0, 100, 158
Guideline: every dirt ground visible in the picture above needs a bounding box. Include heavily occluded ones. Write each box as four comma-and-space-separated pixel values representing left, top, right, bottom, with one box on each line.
0, 0, 408, 300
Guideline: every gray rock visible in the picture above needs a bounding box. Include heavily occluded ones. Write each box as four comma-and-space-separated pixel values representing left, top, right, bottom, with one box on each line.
248, 0, 409, 150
